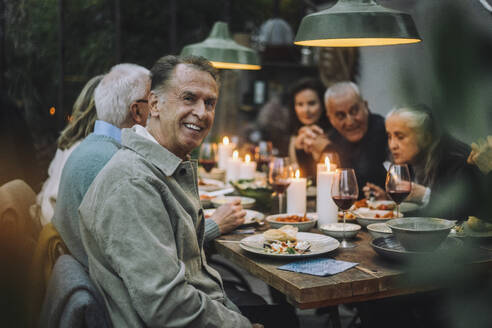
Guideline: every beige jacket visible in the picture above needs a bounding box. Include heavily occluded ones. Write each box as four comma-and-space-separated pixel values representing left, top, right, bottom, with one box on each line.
79, 127, 250, 328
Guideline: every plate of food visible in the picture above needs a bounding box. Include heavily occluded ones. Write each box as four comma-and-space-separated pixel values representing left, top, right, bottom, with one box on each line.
203, 208, 264, 226
198, 178, 226, 192
265, 213, 317, 232
239, 225, 339, 258
211, 196, 256, 209
354, 208, 403, 227
230, 179, 273, 210
459, 216, 492, 238
352, 198, 420, 213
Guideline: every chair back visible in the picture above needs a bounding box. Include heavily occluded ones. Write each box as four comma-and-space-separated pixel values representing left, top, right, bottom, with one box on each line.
39, 255, 111, 328
0, 179, 40, 327
28, 223, 69, 327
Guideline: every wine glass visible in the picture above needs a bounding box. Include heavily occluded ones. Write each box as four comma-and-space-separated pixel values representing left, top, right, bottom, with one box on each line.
255, 141, 273, 173
199, 142, 218, 173
385, 164, 412, 218
268, 157, 292, 213
331, 168, 359, 249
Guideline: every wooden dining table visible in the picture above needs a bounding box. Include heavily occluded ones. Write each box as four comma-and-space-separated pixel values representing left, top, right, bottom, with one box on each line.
212, 227, 492, 310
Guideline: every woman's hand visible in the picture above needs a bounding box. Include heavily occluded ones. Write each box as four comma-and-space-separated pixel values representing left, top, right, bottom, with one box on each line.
294, 126, 323, 151
363, 183, 389, 200
209, 199, 246, 234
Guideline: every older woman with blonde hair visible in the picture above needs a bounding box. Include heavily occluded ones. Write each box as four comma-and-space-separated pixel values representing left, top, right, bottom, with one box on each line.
364, 104, 482, 220
36, 75, 103, 224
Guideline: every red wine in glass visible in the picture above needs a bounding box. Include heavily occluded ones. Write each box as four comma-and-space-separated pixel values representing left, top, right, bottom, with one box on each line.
388, 190, 410, 204
268, 157, 292, 213
331, 168, 359, 249
271, 180, 291, 194
385, 164, 412, 218
199, 142, 218, 173
199, 159, 217, 173
332, 195, 357, 211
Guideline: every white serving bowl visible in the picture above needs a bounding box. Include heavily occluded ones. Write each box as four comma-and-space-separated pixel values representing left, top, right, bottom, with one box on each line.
265, 213, 317, 232
367, 223, 393, 239
319, 223, 361, 239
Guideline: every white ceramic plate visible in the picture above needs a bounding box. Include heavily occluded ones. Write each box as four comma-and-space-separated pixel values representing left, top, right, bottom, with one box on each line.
203, 209, 264, 226
211, 196, 256, 209
198, 178, 225, 192
239, 232, 339, 258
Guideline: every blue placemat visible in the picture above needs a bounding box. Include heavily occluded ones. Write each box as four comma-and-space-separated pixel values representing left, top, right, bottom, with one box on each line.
278, 258, 358, 277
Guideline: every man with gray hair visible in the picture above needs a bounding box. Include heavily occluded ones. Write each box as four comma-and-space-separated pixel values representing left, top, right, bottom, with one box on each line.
304, 81, 388, 190
53, 63, 151, 267
78, 55, 266, 327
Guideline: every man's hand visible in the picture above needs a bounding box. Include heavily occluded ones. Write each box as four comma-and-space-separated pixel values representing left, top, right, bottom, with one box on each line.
468, 136, 492, 174
209, 199, 246, 234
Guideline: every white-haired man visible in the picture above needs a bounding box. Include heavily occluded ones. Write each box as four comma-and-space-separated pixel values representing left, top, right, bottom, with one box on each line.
52, 64, 151, 267
304, 81, 388, 191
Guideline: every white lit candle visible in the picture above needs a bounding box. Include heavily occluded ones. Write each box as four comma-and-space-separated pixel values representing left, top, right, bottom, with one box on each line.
317, 157, 338, 227
226, 150, 241, 182
218, 136, 233, 170
287, 169, 306, 214
239, 154, 257, 180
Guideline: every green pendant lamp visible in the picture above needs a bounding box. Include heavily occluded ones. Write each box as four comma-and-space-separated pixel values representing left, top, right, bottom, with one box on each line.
181, 21, 261, 70
294, 0, 421, 47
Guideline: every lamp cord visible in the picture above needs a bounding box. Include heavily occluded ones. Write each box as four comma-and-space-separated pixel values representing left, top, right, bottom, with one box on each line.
479, 0, 492, 12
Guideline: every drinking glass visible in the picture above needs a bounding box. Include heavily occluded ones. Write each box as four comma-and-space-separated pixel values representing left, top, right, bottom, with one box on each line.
199, 142, 218, 173
268, 157, 292, 213
385, 164, 412, 218
331, 168, 359, 248
255, 141, 273, 173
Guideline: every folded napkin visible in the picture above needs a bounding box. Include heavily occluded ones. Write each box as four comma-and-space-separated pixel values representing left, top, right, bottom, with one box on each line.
278, 258, 358, 277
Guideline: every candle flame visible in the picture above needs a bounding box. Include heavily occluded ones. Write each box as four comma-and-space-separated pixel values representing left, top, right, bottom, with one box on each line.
49, 106, 56, 116
324, 156, 331, 172
233, 150, 238, 160
295, 169, 300, 179
245, 154, 250, 163
223, 136, 229, 145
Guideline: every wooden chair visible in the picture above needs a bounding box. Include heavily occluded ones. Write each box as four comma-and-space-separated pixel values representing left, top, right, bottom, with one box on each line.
0, 179, 40, 327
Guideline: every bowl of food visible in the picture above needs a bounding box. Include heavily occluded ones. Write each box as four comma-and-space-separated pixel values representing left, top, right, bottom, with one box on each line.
367, 223, 393, 239
265, 213, 317, 232
386, 217, 455, 252
319, 223, 361, 239
230, 179, 273, 211
211, 196, 256, 209
354, 208, 403, 228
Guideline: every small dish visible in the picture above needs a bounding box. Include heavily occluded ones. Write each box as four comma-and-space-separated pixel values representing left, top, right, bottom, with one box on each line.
265, 213, 317, 232
211, 196, 256, 209
367, 223, 392, 239
319, 223, 361, 239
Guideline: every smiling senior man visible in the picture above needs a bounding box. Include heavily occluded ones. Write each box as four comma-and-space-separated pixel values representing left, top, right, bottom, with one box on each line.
78, 56, 261, 328
305, 81, 388, 191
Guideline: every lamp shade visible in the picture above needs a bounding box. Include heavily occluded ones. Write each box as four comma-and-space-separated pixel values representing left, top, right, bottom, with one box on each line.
294, 0, 421, 47
181, 22, 261, 70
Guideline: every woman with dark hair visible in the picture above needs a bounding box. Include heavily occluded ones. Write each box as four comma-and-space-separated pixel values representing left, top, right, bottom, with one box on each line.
364, 104, 482, 220
287, 78, 331, 179
36, 75, 103, 224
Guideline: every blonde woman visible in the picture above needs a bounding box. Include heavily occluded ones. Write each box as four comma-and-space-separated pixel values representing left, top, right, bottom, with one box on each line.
37, 75, 103, 224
